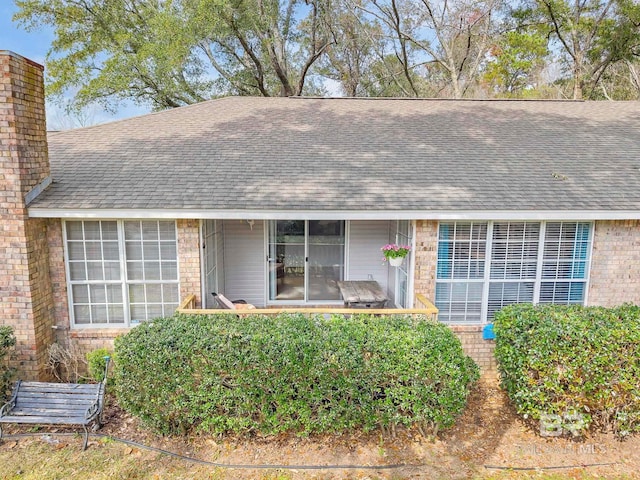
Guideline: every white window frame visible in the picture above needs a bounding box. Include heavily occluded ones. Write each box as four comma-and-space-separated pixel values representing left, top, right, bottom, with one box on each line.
436, 220, 593, 324
394, 220, 414, 308
63, 219, 180, 328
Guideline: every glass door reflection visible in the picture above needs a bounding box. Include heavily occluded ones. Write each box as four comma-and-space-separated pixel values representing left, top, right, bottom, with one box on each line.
268, 220, 305, 301
307, 221, 344, 301
268, 220, 345, 302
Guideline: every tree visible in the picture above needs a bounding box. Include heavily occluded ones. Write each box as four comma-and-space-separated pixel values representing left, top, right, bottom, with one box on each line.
483, 30, 550, 96
15, 0, 210, 110
521, 0, 640, 99
188, 0, 333, 97
14, 0, 333, 111
361, 0, 504, 98
590, 59, 640, 99
316, 0, 383, 96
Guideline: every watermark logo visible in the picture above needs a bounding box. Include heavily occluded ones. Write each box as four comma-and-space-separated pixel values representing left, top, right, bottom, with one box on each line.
539, 411, 588, 437
516, 443, 606, 455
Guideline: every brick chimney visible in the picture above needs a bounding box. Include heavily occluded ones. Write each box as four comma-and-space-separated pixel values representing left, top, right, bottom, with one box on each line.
0, 51, 55, 380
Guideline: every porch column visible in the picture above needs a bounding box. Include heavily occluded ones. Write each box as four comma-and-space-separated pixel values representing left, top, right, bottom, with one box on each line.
412, 220, 438, 303
177, 219, 202, 307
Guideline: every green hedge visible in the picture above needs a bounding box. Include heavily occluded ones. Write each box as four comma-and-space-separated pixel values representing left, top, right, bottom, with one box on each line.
114, 313, 479, 436
0, 326, 16, 404
494, 303, 640, 437
86, 348, 112, 384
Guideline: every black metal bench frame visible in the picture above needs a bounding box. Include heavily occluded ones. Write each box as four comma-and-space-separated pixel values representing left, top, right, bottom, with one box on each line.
0, 357, 109, 450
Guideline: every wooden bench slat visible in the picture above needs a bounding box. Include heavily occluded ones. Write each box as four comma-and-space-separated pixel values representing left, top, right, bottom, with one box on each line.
11, 403, 91, 413
16, 399, 96, 408
17, 391, 99, 400
19, 383, 100, 393
4, 410, 87, 419
0, 415, 91, 425
20, 381, 99, 389
12, 402, 90, 410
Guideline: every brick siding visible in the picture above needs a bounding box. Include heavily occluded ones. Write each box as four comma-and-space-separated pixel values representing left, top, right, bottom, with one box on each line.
413, 220, 496, 370
413, 220, 438, 302
0, 52, 55, 380
178, 219, 202, 307
588, 220, 640, 307
448, 325, 497, 371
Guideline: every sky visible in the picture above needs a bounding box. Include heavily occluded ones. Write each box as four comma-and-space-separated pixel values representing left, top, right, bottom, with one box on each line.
1, 2, 150, 129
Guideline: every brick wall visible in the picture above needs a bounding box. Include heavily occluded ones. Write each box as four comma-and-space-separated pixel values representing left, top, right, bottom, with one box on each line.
588, 220, 640, 307
47, 220, 70, 347
449, 325, 496, 371
177, 219, 202, 307
0, 51, 55, 380
413, 220, 438, 302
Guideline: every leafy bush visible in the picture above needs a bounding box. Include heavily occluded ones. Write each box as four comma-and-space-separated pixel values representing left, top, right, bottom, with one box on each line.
0, 326, 16, 403
114, 313, 479, 436
86, 348, 112, 384
494, 303, 640, 437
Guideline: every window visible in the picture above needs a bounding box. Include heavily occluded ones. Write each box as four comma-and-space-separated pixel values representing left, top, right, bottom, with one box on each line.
487, 222, 539, 320
436, 221, 591, 323
65, 220, 180, 327
435, 222, 487, 323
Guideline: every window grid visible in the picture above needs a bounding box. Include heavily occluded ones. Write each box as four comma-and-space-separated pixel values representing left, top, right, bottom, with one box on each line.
436, 222, 488, 323
437, 222, 488, 281
124, 220, 179, 323
539, 222, 591, 304
435, 221, 591, 324
65, 220, 180, 327
66, 221, 125, 326
487, 222, 540, 320
490, 222, 540, 280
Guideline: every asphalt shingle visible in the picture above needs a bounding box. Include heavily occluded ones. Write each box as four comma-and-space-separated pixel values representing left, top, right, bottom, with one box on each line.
30, 97, 640, 213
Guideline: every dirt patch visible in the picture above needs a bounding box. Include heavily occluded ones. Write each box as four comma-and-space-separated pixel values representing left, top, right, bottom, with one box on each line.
3, 375, 639, 479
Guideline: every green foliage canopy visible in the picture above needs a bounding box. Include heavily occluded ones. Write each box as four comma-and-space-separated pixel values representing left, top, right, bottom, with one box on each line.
13, 0, 640, 110
14, 0, 333, 110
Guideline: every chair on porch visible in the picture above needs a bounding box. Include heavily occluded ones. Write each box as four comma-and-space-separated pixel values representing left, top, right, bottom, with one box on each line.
211, 293, 255, 310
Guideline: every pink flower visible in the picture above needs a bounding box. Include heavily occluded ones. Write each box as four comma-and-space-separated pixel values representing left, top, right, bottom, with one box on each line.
381, 243, 411, 260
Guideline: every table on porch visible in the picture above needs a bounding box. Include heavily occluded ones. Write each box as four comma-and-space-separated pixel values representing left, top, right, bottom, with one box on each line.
336, 280, 388, 309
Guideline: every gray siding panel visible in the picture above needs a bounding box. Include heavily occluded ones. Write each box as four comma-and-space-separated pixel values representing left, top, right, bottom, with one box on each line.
347, 221, 392, 296
223, 220, 265, 306
216, 220, 225, 298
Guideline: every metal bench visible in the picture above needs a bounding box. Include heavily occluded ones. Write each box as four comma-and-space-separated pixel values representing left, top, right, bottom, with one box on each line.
0, 357, 109, 450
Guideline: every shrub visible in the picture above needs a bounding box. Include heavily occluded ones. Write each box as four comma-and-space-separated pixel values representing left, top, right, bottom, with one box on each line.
86, 348, 112, 384
0, 326, 16, 403
114, 313, 479, 436
494, 303, 640, 437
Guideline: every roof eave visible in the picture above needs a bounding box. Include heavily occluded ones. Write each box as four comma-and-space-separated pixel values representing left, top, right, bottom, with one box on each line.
27, 207, 640, 221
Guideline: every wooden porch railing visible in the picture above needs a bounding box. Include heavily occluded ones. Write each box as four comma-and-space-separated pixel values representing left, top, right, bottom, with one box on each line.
177, 294, 439, 319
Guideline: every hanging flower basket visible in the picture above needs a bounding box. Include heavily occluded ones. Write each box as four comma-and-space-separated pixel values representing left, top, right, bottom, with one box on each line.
381, 243, 411, 267
389, 256, 404, 267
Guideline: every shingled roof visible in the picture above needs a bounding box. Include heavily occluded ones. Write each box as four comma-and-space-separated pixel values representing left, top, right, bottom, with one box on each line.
28, 97, 640, 218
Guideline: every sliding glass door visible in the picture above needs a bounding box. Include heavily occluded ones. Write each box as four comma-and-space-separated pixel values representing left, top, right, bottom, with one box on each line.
268, 220, 305, 301
308, 221, 345, 301
268, 220, 345, 302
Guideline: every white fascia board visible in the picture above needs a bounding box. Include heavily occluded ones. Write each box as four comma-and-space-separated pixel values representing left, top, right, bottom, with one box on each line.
27, 207, 640, 221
